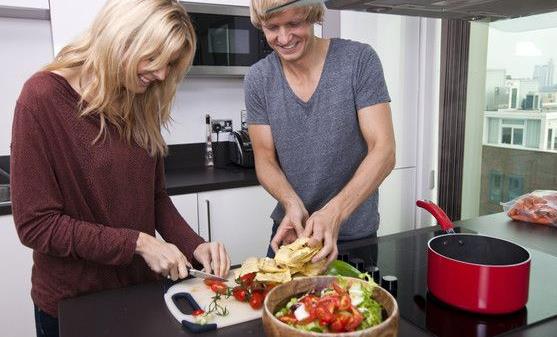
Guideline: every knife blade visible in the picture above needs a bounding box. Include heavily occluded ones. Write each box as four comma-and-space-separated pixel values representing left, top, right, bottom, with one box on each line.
188, 268, 227, 282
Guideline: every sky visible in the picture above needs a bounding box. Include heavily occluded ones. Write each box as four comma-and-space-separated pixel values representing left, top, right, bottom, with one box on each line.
486, 12, 557, 82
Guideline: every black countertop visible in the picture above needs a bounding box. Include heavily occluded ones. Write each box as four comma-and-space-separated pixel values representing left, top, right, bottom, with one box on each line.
0, 165, 259, 216
58, 213, 557, 337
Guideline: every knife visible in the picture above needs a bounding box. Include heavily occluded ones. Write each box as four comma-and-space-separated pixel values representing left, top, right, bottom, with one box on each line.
188, 268, 227, 282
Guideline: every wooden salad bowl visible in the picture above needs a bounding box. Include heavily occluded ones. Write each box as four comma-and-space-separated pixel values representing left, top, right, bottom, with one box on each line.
262, 276, 399, 337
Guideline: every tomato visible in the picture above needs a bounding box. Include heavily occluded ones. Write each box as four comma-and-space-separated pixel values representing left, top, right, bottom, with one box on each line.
317, 296, 339, 313
203, 279, 216, 287
330, 311, 352, 332
192, 309, 205, 316
338, 294, 352, 311
344, 307, 364, 331
232, 286, 248, 302
239, 272, 256, 287
249, 290, 264, 310
210, 282, 229, 295
315, 306, 335, 325
301, 294, 319, 307
330, 318, 345, 332
204, 279, 224, 287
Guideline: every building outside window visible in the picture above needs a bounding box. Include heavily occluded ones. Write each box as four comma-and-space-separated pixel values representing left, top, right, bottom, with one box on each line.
463, 11, 557, 217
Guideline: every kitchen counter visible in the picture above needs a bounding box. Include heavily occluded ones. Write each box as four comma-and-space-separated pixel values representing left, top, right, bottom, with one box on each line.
58, 212, 557, 337
0, 165, 259, 216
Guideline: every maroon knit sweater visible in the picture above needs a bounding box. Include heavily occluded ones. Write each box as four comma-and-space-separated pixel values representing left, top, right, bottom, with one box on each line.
10, 71, 205, 317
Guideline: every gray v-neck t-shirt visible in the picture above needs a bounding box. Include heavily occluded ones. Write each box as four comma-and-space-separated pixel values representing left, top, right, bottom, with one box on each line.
244, 38, 391, 240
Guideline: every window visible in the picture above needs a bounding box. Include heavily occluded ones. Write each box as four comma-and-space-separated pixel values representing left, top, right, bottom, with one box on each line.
488, 171, 502, 203
462, 11, 557, 218
500, 120, 525, 146
507, 175, 524, 201
511, 88, 518, 108
513, 128, 523, 145
487, 118, 500, 144
501, 127, 512, 144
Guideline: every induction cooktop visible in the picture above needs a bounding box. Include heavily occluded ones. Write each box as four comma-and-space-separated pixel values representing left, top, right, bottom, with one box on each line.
337, 227, 557, 337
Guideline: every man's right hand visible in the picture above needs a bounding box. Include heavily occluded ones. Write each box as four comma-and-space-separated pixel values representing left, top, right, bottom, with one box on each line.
270, 200, 309, 252
135, 232, 190, 281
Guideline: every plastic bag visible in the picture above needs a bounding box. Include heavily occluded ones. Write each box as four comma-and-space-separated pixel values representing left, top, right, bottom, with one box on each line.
501, 190, 557, 226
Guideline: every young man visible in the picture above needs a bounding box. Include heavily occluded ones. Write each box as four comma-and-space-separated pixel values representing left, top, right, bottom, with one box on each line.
245, 0, 396, 267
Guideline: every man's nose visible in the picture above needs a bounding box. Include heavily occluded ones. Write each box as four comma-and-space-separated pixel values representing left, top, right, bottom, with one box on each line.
277, 27, 291, 45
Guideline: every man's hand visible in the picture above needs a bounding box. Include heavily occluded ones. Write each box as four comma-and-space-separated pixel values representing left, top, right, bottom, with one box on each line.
303, 205, 342, 266
135, 232, 191, 281
193, 241, 231, 278
270, 200, 309, 252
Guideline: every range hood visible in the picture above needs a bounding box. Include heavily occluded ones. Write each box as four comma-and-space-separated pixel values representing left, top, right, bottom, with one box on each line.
324, 0, 557, 22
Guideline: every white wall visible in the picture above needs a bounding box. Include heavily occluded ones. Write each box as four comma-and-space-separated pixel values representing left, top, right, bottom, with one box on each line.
0, 17, 53, 155
340, 12, 441, 231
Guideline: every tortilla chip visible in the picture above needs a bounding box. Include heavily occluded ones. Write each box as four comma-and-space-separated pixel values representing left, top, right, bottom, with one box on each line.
275, 238, 322, 267
301, 259, 327, 276
237, 257, 260, 276
255, 270, 292, 283
258, 257, 287, 273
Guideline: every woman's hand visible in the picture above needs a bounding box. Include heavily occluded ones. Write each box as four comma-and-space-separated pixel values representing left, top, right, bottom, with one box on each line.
135, 232, 191, 281
193, 242, 231, 278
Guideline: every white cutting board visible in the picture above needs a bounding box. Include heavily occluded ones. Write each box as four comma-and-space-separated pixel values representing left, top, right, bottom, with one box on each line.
164, 269, 262, 332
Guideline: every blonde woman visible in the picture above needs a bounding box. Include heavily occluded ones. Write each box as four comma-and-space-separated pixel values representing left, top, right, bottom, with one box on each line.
246, 0, 395, 267
10, 1, 230, 336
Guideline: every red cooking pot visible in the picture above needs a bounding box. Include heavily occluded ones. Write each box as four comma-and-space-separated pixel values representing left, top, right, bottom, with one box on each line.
416, 200, 531, 314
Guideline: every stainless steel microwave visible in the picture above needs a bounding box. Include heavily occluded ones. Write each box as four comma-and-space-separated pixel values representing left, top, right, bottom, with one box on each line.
183, 2, 273, 77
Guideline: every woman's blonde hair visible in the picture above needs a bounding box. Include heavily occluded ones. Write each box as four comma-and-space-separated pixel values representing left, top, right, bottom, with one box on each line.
44, 0, 196, 156
250, 0, 325, 29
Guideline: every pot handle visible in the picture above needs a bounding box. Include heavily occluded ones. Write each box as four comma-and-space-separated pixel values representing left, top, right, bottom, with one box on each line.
416, 200, 455, 232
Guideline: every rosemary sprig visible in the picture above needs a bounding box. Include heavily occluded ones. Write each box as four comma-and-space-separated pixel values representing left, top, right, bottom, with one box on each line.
205, 288, 232, 317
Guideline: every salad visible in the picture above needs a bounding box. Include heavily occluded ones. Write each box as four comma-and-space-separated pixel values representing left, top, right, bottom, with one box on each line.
274, 277, 383, 333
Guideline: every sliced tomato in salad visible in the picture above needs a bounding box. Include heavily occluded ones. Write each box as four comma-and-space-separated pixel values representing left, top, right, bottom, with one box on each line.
344, 306, 364, 332
338, 294, 352, 311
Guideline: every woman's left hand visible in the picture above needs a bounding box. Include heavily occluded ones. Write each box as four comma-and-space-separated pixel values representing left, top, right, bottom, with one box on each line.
193, 241, 231, 278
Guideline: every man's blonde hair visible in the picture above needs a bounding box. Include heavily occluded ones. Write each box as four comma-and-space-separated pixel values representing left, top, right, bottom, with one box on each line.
44, 0, 196, 156
250, 0, 325, 29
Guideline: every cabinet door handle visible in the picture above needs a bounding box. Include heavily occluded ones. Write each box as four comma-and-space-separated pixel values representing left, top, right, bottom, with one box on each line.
205, 199, 212, 241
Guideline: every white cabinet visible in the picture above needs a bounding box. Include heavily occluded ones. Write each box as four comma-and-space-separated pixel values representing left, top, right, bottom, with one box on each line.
378, 167, 417, 236
198, 186, 276, 265
49, 0, 250, 55
0, 0, 49, 19
170, 193, 199, 234
0, 0, 48, 8
0, 215, 34, 337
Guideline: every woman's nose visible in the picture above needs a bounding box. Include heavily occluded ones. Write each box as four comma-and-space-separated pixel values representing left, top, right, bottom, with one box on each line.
153, 66, 168, 81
